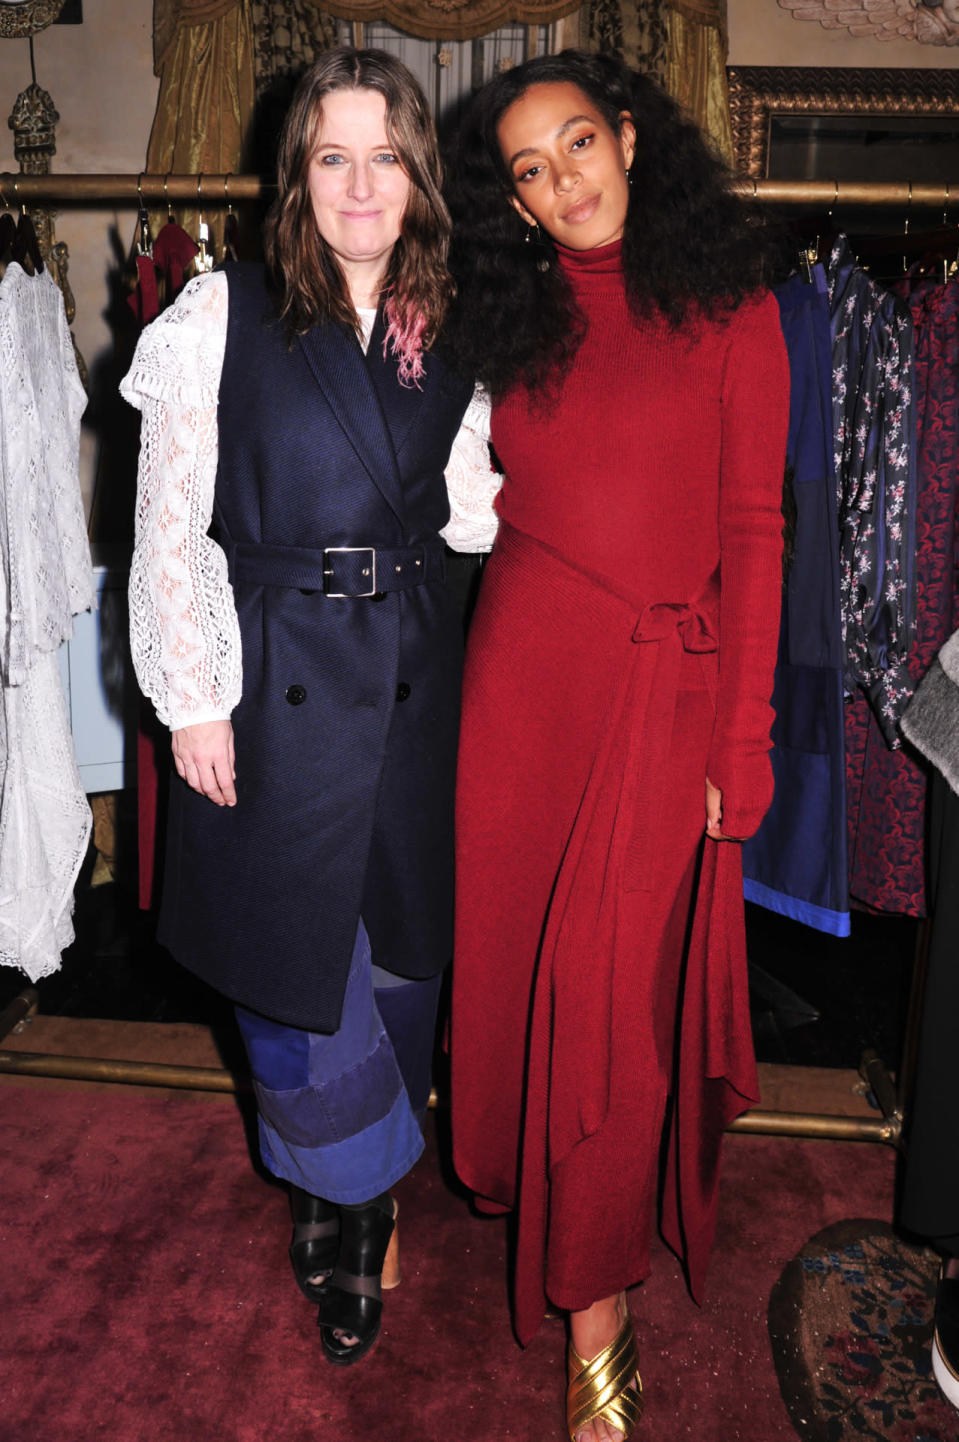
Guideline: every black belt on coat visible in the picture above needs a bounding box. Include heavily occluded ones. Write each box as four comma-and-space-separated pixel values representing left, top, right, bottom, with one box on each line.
227, 538, 447, 597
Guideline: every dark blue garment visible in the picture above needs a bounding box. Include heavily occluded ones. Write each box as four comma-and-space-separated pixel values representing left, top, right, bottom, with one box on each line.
158, 264, 473, 1032
826, 236, 916, 742
743, 269, 850, 936
235, 921, 442, 1203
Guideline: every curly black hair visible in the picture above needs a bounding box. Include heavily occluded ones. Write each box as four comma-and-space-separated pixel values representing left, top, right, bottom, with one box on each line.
443, 49, 790, 397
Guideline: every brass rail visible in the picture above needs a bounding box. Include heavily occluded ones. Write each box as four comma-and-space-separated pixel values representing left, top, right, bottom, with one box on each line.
0, 1004, 900, 1145
735, 178, 959, 210
728, 1106, 898, 1145
1, 172, 956, 210
0, 987, 38, 1044
0, 172, 267, 205
0, 1049, 243, 1091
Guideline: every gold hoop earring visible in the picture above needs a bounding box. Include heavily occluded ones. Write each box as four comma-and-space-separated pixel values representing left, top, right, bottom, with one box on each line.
524, 222, 550, 273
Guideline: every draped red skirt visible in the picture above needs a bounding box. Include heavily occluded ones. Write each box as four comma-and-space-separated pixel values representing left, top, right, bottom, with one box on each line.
450, 523, 759, 1344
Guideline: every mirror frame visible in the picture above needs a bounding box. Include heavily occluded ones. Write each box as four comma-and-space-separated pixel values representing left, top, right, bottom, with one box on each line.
0, 0, 66, 39
727, 65, 959, 178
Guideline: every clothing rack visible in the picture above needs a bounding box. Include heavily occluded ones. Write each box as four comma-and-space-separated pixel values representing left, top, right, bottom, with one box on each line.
0, 172, 265, 206
0, 166, 941, 1150
1, 172, 957, 209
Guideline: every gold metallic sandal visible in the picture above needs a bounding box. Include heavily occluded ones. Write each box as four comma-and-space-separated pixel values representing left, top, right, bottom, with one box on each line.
566, 1311, 644, 1441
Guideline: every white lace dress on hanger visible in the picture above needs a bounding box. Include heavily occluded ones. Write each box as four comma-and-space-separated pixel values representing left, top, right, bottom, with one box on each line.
121, 270, 501, 730
0, 263, 94, 980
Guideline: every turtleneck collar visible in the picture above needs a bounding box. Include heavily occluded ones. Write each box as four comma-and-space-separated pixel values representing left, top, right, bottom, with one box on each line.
556, 237, 624, 295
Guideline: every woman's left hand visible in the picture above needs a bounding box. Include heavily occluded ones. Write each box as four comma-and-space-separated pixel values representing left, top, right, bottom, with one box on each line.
705, 776, 743, 842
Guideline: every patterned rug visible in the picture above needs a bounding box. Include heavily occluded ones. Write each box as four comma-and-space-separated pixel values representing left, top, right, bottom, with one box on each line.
768, 1218, 959, 1440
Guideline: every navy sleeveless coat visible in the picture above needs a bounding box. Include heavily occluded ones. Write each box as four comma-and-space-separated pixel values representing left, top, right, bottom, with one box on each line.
157, 264, 474, 1032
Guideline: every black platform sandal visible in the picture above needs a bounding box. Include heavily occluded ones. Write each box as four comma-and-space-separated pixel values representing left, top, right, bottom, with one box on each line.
317, 1194, 396, 1366
289, 1186, 340, 1303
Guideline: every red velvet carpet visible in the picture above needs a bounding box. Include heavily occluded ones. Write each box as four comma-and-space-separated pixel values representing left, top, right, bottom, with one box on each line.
1, 1083, 898, 1442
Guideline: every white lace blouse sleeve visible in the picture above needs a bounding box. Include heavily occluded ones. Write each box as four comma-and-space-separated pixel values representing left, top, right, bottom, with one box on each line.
441, 383, 501, 553
120, 270, 242, 731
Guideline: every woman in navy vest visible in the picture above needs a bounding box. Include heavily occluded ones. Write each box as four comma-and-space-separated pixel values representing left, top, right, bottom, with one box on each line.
122, 49, 490, 1366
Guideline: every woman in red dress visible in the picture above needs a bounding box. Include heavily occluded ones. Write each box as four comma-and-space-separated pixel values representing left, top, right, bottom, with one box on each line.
444, 51, 790, 1441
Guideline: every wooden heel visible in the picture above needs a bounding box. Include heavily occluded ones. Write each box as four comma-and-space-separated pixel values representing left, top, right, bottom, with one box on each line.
381, 1206, 401, 1289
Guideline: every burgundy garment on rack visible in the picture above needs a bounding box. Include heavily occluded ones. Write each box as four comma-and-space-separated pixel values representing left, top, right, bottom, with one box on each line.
846, 275, 959, 916
127, 221, 198, 329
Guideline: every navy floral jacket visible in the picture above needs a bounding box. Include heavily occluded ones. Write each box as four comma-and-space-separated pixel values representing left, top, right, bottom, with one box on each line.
827, 235, 917, 746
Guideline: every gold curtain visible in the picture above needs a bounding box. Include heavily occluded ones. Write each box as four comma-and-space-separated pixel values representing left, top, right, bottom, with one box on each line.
147, 0, 256, 255
251, 2, 340, 96
582, 0, 732, 165
663, 0, 733, 166
153, 0, 246, 75
550, 6, 588, 51
295, 0, 579, 40
586, 0, 668, 82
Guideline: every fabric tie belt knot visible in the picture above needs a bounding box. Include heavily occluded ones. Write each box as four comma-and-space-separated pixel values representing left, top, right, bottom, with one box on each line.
621, 595, 719, 898
631, 600, 718, 654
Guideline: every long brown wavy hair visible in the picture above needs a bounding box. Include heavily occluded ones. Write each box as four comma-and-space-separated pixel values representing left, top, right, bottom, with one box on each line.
264, 48, 453, 375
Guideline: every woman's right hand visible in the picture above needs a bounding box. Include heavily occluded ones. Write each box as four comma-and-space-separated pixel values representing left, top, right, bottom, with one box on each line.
171, 720, 237, 807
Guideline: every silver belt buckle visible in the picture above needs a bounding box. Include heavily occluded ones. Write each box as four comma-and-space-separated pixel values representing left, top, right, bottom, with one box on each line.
323, 547, 377, 598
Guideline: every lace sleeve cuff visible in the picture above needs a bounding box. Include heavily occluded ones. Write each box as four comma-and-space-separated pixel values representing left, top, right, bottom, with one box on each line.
442, 384, 501, 554
120, 270, 228, 412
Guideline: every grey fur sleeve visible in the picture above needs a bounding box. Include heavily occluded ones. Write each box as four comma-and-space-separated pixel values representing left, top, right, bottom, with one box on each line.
901, 654, 959, 797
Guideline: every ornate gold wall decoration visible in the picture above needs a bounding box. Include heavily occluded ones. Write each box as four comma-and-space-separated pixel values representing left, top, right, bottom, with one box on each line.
5, 78, 84, 385
777, 0, 959, 48
10, 78, 58, 172
727, 65, 959, 177
10, 79, 61, 277
0, 0, 66, 39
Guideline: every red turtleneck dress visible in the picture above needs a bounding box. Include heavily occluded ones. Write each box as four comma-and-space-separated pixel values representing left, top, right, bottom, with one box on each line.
450, 241, 790, 1344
